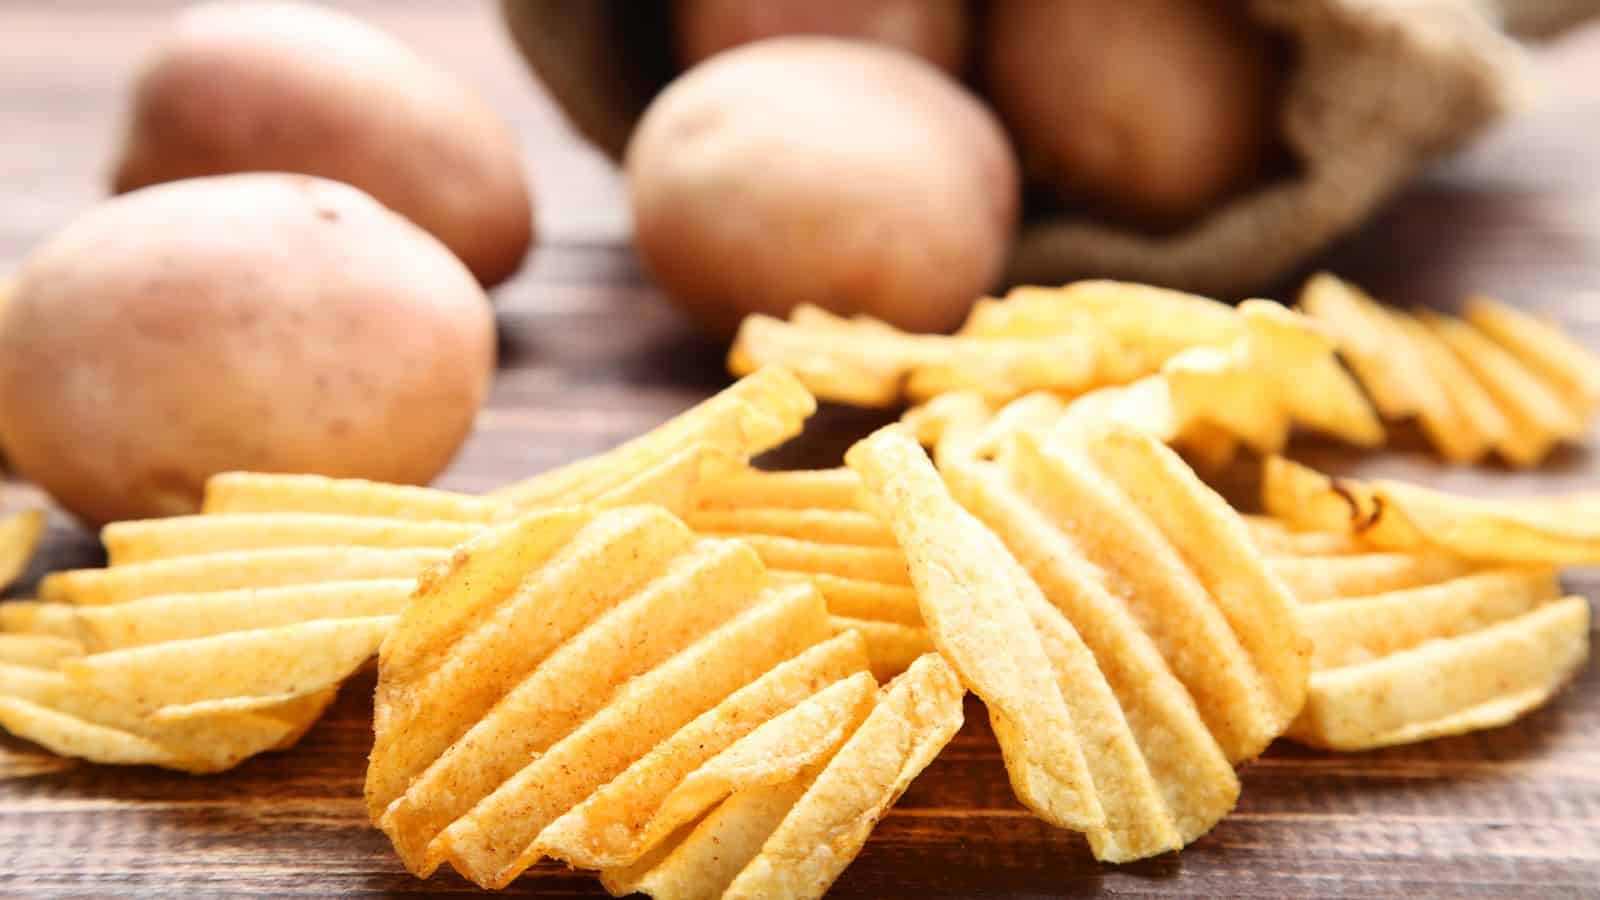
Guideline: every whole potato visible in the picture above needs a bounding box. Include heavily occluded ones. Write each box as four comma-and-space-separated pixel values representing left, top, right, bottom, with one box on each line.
0, 174, 495, 527
985, 0, 1278, 226
627, 38, 1019, 336
674, 0, 969, 74
112, 1, 533, 287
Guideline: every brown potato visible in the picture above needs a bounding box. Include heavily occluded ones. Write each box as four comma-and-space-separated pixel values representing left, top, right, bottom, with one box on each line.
0, 174, 495, 527
985, 0, 1278, 226
627, 38, 1019, 337
674, 0, 969, 74
112, 1, 533, 287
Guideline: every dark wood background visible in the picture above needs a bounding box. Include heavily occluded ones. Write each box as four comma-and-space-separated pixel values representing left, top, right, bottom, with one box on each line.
2, 2, 1597, 896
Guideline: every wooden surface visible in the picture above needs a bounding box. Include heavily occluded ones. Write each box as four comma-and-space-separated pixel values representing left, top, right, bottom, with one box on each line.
3, 3, 1599, 897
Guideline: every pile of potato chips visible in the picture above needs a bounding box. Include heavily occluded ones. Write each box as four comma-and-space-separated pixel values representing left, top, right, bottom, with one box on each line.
1, 274, 1594, 896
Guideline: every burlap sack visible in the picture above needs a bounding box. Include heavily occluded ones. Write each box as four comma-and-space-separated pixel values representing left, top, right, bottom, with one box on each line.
501, 1, 1555, 297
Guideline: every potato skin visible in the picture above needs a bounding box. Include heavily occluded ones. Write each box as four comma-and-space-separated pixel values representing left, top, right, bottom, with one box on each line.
0, 174, 495, 527
985, 0, 1277, 226
627, 38, 1019, 337
112, 1, 533, 287
674, 0, 969, 74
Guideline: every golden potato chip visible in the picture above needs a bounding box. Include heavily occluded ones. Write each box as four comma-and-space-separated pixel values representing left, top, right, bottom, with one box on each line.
60, 615, 393, 717
0, 659, 336, 773
1465, 295, 1600, 417
598, 654, 964, 900
203, 471, 503, 521
40, 546, 448, 605
1264, 455, 1600, 565
905, 300, 1381, 467
492, 366, 814, 509
0, 601, 77, 638
103, 513, 483, 565
848, 425, 1307, 861
729, 304, 1107, 407
0, 509, 44, 592
1269, 551, 1477, 603
0, 633, 82, 668
1292, 587, 1587, 750
683, 465, 922, 678
366, 504, 883, 889
1244, 515, 1364, 557
1298, 273, 1597, 466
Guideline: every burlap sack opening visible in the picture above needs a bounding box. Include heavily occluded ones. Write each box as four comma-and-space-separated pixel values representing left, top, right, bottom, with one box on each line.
502, 1, 1540, 298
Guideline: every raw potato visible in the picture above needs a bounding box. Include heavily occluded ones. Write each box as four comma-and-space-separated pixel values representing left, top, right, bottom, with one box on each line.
112, 1, 533, 287
627, 37, 1019, 336
985, 0, 1278, 225
0, 173, 495, 527
673, 0, 969, 74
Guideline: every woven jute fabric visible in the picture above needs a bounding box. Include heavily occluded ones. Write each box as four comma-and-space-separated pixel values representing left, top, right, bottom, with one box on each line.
504, 0, 1533, 297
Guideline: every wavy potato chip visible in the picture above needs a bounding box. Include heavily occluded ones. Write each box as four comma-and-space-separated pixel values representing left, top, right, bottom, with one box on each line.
102, 513, 483, 565
684, 466, 926, 679
492, 366, 815, 510
367, 504, 889, 887
600, 653, 964, 900
1298, 273, 1598, 466
1264, 456, 1600, 566
1279, 548, 1587, 749
203, 472, 504, 521
847, 425, 1307, 861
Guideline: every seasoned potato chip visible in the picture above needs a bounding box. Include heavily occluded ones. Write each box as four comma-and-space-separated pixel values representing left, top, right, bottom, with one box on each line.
598, 654, 963, 900
367, 504, 889, 888
684, 466, 922, 678
103, 513, 483, 565
492, 366, 814, 510
1264, 455, 1600, 566
0, 509, 43, 592
60, 616, 394, 717
1298, 273, 1598, 466
0, 633, 82, 668
0, 659, 336, 773
204, 471, 503, 521
848, 425, 1307, 861
40, 546, 448, 605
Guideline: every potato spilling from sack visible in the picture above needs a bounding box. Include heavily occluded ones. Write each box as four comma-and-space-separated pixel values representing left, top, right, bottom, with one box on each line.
0, 173, 495, 526
627, 37, 1019, 335
112, 1, 534, 286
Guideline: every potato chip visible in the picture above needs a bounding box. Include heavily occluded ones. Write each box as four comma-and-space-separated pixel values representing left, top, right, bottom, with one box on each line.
729, 304, 1107, 407
0, 659, 336, 773
103, 513, 483, 565
60, 616, 394, 717
684, 465, 924, 678
905, 301, 1381, 467
491, 366, 815, 509
0, 509, 44, 592
1291, 584, 1587, 750
367, 504, 888, 888
1264, 455, 1600, 565
0, 633, 82, 668
1298, 273, 1597, 466
40, 546, 449, 605
204, 471, 504, 521
848, 425, 1307, 861
597, 654, 963, 900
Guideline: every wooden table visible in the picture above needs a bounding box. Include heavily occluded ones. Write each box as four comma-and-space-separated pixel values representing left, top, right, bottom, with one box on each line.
3, 3, 1597, 896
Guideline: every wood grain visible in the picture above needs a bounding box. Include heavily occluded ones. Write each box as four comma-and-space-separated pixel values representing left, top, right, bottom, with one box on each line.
2, 2, 1598, 897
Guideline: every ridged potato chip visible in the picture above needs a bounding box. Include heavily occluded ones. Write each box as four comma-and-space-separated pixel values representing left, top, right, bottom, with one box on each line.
847, 425, 1308, 861
1271, 535, 1588, 749
684, 465, 928, 678
203, 472, 504, 521
1264, 455, 1600, 566
491, 366, 815, 510
1299, 273, 1597, 466
368, 503, 956, 892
